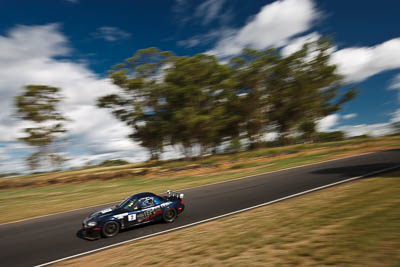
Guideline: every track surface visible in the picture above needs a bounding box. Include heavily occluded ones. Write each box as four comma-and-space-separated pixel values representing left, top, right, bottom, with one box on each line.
1, 150, 399, 266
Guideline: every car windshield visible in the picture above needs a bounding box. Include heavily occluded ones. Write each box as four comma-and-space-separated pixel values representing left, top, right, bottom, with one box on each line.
119, 197, 138, 210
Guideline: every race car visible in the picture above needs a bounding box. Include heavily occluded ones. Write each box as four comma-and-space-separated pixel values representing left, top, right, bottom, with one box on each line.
81, 190, 185, 240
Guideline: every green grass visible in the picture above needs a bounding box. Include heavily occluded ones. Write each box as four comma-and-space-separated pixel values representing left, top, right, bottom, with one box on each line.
1, 136, 399, 224
57, 172, 400, 267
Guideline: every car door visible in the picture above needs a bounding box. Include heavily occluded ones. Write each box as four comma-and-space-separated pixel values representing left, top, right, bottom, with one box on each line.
123, 203, 141, 228
136, 197, 164, 223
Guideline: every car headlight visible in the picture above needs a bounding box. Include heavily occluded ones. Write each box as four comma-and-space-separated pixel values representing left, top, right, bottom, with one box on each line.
87, 221, 97, 227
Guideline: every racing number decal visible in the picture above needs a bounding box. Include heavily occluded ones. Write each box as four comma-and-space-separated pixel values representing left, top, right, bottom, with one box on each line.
136, 206, 162, 223
128, 214, 136, 221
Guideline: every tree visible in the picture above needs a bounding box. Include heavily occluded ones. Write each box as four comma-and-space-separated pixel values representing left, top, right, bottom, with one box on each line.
98, 47, 174, 160
99, 51, 235, 159
318, 131, 345, 142
298, 120, 318, 142
228, 39, 356, 145
228, 48, 279, 148
163, 54, 234, 157
99, 38, 358, 161
15, 85, 67, 170
265, 38, 355, 143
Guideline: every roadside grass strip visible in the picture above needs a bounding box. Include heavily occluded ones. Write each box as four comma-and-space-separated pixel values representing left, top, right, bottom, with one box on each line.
1, 136, 399, 224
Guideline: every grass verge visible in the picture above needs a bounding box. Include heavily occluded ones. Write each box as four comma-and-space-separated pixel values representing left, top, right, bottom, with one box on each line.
57, 171, 400, 267
0, 136, 399, 224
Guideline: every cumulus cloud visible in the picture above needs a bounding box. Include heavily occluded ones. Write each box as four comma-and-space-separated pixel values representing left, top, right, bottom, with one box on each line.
316, 114, 339, 132
207, 0, 319, 57
91, 26, 131, 42
317, 113, 390, 137
330, 38, 400, 83
0, 24, 149, 172
316, 110, 400, 137
179, 0, 400, 87
280, 32, 321, 57
336, 123, 393, 137
0, 142, 34, 173
0, 24, 69, 62
276, 31, 400, 85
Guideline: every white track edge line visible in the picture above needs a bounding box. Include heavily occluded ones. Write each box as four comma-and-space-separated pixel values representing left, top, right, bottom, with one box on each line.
34, 164, 400, 267
0, 151, 375, 227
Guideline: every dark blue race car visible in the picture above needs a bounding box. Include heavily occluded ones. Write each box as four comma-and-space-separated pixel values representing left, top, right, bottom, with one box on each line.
82, 190, 185, 239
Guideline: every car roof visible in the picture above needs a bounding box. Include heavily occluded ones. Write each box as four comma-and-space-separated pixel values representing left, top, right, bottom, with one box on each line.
130, 192, 157, 199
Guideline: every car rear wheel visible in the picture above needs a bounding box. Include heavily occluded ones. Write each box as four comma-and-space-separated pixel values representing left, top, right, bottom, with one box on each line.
102, 221, 120, 238
163, 208, 177, 223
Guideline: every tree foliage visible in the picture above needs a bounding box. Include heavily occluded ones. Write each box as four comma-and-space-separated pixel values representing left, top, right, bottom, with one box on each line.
15, 85, 67, 170
163, 54, 234, 157
230, 39, 356, 143
99, 38, 356, 159
98, 47, 174, 160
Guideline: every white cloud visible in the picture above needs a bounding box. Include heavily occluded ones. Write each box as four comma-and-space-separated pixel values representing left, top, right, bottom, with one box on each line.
91, 26, 131, 42
208, 0, 319, 57
0, 24, 151, 173
316, 110, 400, 137
0, 142, 33, 173
184, 0, 400, 88
331, 38, 400, 83
280, 32, 321, 57
195, 0, 226, 25
343, 113, 357, 120
336, 123, 393, 137
0, 24, 69, 62
317, 114, 389, 137
316, 114, 339, 132
391, 108, 400, 123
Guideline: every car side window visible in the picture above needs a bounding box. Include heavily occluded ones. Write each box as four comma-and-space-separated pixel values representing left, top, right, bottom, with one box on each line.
139, 197, 154, 209
153, 196, 162, 205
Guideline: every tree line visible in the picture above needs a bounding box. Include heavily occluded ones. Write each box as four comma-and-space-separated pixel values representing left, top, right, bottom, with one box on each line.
15, 38, 357, 169
97, 38, 356, 160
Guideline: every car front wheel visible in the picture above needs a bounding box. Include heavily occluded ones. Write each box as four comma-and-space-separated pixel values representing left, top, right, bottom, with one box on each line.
102, 221, 120, 238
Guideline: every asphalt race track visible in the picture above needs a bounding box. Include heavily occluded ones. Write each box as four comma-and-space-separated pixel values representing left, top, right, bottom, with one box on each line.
1, 150, 399, 266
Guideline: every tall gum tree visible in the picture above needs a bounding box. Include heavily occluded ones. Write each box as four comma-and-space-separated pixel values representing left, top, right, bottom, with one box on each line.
97, 47, 175, 160
232, 38, 356, 144
15, 85, 68, 170
163, 54, 234, 157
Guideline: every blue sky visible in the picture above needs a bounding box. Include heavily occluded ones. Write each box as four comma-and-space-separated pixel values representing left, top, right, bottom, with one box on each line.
0, 0, 399, 173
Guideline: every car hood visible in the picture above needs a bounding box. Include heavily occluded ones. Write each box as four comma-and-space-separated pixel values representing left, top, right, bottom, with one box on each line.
88, 205, 123, 219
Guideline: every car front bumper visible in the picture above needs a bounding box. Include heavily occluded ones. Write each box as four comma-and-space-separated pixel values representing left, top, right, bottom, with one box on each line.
81, 225, 101, 240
